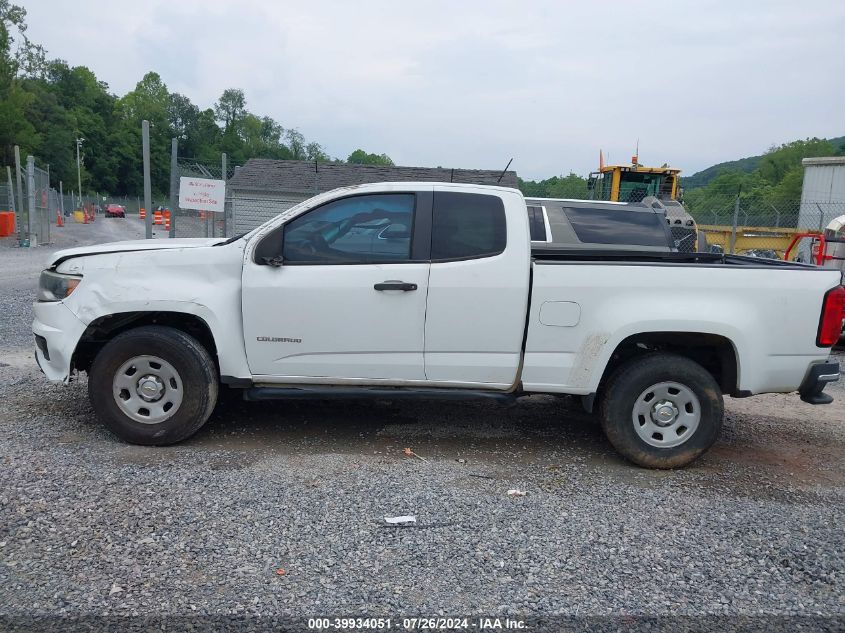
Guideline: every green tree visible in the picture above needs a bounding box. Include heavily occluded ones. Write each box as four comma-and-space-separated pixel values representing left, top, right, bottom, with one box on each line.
758, 138, 833, 186
546, 172, 588, 199
518, 173, 588, 198
214, 88, 245, 132
306, 142, 331, 162
347, 149, 394, 165
0, 1, 38, 163
114, 72, 172, 195
286, 129, 306, 160
168, 92, 199, 142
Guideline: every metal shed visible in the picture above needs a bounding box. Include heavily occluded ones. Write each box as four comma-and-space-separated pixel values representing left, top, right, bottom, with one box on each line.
800, 156, 845, 231
227, 159, 519, 233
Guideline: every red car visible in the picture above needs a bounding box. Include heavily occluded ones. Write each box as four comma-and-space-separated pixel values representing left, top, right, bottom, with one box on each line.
105, 204, 126, 218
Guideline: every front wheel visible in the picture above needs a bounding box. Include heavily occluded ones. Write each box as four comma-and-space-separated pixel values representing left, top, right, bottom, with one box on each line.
599, 353, 724, 468
88, 326, 218, 445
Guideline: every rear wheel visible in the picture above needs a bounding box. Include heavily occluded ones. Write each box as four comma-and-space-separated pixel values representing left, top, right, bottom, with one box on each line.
599, 353, 723, 468
88, 326, 218, 445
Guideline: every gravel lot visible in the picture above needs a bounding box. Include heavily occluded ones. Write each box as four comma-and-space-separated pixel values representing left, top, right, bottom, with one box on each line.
0, 220, 843, 630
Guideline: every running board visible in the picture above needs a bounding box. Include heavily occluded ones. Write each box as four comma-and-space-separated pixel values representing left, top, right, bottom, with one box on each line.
243, 386, 517, 404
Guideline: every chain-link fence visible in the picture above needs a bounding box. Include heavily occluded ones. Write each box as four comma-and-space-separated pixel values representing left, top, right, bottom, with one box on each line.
0, 180, 16, 241
685, 198, 844, 261
170, 157, 237, 238
31, 164, 53, 245
0, 154, 80, 246
0, 183, 11, 210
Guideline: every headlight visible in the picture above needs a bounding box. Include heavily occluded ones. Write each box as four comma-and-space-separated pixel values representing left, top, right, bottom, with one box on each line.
37, 270, 82, 302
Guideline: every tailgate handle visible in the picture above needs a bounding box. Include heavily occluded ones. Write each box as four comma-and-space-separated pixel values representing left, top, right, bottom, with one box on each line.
374, 281, 417, 292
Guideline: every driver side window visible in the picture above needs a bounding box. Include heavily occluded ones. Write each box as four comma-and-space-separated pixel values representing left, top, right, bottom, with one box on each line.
282, 194, 415, 264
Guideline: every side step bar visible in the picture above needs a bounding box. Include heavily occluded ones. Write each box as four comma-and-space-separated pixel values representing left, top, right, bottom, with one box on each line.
243, 386, 518, 404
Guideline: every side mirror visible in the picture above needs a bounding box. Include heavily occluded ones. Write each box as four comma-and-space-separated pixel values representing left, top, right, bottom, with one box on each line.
261, 255, 284, 267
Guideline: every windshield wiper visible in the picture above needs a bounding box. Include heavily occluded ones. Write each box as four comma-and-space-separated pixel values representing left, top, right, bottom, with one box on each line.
214, 232, 248, 246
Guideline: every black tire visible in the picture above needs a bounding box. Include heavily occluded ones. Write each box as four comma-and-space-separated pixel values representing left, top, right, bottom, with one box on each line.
88, 326, 218, 445
599, 353, 724, 469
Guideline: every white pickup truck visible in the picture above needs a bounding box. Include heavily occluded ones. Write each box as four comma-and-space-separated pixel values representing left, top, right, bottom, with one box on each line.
33, 183, 843, 468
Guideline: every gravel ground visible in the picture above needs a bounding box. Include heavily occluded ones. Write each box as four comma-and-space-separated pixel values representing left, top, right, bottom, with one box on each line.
0, 220, 843, 631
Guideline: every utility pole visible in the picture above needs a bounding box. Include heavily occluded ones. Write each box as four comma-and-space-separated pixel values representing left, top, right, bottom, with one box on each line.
75, 137, 84, 208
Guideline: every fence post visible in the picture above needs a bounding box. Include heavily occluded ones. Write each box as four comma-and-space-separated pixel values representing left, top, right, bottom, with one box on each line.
6, 166, 16, 236
169, 138, 178, 238
59, 181, 64, 216
767, 203, 781, 228
231, 165, 240, 235
142, 120, 152, 239
816, 203, 825, 232
14, 146, 24, 243
26, 156, 36, 247
221, 152, 228, 238
729, 195, 740, 254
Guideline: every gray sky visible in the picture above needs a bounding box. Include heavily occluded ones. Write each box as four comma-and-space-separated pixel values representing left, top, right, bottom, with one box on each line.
24, 0, 845, 180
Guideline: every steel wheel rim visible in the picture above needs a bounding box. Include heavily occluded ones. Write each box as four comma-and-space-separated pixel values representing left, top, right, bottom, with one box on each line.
112, 355, 183, 424
631, 381, 701, 448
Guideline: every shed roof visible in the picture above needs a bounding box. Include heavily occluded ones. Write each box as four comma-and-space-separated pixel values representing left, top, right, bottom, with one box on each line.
227, 158, 519, 194
802, 156, 845, 167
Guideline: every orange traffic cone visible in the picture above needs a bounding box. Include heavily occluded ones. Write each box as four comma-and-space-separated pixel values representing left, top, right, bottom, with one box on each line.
164, 216, 171, 232
56, 210, 64, 227
140, 207, 146, 219
83, 211, 89, 224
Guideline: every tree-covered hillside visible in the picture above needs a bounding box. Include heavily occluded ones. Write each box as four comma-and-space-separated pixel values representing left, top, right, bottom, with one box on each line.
682, 135, 845, 190
0, 2, 392, 197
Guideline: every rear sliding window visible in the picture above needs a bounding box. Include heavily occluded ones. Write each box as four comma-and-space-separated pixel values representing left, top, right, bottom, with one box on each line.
562, 206, 669, 247
526, 205, 547, 241
431, 192, 506, 260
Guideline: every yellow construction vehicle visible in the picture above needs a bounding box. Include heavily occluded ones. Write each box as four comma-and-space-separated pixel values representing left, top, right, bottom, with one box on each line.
588, 162, 681, 203
587, 155, 699, 252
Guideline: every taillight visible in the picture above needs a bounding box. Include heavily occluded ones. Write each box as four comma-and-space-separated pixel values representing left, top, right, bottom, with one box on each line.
817, 285, 845, 347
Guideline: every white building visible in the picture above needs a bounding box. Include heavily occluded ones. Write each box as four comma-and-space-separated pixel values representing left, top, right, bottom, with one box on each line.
800, 156, 845, 231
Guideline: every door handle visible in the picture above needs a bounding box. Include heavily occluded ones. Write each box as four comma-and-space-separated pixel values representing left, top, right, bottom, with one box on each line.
374, 281, 418, 291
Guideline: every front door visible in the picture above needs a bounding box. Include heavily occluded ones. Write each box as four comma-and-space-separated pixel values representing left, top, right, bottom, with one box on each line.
242, 191, 430, 381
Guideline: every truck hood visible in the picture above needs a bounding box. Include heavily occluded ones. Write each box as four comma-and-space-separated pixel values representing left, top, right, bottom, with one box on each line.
48, 238, 228, 267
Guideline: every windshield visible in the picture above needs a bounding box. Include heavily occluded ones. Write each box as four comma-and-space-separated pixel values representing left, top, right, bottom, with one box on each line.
618, 172, 665, 202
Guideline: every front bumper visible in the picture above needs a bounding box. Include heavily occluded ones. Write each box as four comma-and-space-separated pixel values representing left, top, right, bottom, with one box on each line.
32, 301, 88, 383
798, 361, 840, 405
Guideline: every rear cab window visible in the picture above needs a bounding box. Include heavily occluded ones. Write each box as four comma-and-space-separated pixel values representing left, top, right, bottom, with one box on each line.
431, 192, 506, 260
526, 205, 550, 242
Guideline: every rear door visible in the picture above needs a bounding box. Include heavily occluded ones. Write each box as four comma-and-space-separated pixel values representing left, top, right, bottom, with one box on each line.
242, 189, 432, 381
423, 189, 531, 386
